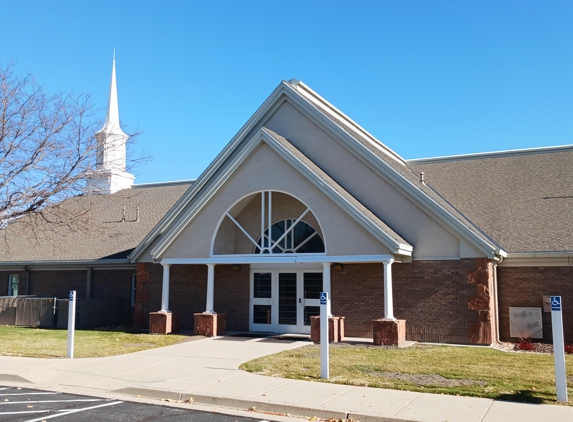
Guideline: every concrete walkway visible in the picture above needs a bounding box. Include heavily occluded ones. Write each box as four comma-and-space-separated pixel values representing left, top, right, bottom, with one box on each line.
0, 336, 571, 422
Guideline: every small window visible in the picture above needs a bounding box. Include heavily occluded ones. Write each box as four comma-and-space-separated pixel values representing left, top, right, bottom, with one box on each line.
253, 273, 272, 298
253, 305, 272, 324
130, 274, 136, 307
8, 274, 19, 296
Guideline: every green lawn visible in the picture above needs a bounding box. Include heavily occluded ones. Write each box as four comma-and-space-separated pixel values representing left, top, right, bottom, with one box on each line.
240, 344, 573, 405
0, 326, 194, 358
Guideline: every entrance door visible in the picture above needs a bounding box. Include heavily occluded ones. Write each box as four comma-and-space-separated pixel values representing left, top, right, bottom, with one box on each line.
250, 270, 322, 334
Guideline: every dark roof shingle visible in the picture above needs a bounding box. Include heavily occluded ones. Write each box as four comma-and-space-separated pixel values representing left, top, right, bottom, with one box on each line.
0, 183, 191, 263
408, 148, 573, 253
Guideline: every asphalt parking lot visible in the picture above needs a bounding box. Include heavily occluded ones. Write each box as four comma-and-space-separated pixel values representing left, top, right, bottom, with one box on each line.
0, 386, 268, 422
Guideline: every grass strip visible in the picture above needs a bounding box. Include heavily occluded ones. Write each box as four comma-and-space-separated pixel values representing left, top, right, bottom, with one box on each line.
0, 326, 193, 358
240, 344, 573, 405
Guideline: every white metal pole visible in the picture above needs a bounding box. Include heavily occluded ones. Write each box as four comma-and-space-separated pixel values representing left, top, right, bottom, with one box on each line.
550, 296, 568, 403
320, 292, 329, 379
383, 259, 395, 320
206, 264, 215, 313
67, 290, 76, 359
268, 191, 272, 250
160, 264, 170, 312
322, 263, 332, 317
261, 191, 265, 251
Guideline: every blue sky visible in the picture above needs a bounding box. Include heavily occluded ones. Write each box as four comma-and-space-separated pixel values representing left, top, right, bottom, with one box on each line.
1, 1, 572, 183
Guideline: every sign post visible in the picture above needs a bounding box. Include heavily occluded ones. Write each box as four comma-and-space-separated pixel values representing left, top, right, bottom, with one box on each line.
320, 292, 329, 379
550, 296, 567, 403
67, 290, 76, 359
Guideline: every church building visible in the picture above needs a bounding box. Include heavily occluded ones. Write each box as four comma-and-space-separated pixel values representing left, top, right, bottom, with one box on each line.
1, 58, 572, 346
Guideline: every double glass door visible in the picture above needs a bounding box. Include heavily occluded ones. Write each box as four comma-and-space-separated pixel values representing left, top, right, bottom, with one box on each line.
250, 270, 323, 334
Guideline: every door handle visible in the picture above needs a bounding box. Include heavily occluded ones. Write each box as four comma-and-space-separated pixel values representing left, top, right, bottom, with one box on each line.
299, 298, 301, 304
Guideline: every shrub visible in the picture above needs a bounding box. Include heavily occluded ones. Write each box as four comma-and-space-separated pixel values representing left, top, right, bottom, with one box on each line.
564, 344, 573, 354
518, 340, 535, 351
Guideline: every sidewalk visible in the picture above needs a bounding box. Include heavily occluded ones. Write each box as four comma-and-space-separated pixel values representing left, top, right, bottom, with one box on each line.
0, 335, 570, 422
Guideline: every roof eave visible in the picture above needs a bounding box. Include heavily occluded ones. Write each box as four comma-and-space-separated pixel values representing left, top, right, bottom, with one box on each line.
0, 258, 134, 270
129, 81, 295, 262
149, 128, 413, 259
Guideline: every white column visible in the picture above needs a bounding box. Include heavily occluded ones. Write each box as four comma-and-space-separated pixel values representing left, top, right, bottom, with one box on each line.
160, 264, 170, 312
383, 258, 395, 320
322, 262, 332, 317
205, 264, 216, 314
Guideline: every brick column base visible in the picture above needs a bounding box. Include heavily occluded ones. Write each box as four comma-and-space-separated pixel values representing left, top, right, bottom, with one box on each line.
469, 322, 492, 344
149, 312, 180, 334
373, 319, 406, 346
194, 313, 226, 337
310, 316, 345, 343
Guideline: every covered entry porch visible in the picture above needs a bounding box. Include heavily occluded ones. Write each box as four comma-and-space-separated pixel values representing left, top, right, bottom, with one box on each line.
155, 254, 400, 343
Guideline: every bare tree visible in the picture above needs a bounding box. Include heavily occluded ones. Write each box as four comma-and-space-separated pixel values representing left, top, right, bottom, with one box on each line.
0, 63, 141, 233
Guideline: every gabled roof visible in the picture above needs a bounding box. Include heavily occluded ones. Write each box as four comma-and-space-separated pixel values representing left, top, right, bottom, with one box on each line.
286, 81, 505, 258
262, 128, 411, 254
408, 145, 573, 254
0, 182, 192, 266
146, 127, 413, 259
131, 80, 503, 261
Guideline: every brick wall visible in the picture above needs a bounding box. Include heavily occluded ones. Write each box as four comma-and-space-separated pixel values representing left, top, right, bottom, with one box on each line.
1, 268, 135, 324
332, 259, 480, 343
140, 263, 249, 331
498, 266, 573, 342
28, 270, 87, 298
91, 269, 135, 323
395, 259, 480, 343
0, 271, 29, 296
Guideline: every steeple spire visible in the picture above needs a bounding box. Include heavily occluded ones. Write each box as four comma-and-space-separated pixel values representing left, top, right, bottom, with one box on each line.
88, 51, 135, 195
101, 48, 125, 135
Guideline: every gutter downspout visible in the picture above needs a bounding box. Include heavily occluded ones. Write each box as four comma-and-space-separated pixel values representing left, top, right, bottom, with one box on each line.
25, 267, 30, 295
493, 259, 502, 344
86, 267, 92, 299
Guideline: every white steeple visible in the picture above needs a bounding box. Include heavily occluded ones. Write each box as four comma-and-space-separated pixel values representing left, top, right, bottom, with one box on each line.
100, 49, 127, 138
88, 51, 135, 194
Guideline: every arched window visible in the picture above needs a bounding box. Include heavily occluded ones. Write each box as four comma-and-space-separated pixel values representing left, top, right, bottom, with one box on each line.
255, 219, 325, 254
212, 190, 326, 255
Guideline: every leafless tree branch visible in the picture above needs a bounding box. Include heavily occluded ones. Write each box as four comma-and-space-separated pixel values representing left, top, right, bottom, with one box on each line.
0, 62, 148, 240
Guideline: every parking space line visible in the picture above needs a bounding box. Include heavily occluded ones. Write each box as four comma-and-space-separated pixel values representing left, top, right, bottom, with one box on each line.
0, 392, 57, 396
1, 399, 103, 405
0, 410, 50, 415
23, 401, 123, 422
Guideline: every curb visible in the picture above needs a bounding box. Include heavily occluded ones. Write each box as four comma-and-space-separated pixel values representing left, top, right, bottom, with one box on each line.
0, 374, 32, 384
114, 387, 415, 422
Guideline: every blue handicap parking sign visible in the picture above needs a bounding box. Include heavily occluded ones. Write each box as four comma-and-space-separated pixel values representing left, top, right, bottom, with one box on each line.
69, 291, 74, 301
320, 292, 327, 305
551, 296, 561, 311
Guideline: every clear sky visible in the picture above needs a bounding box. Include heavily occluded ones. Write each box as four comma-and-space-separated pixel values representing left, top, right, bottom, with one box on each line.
1, 1, 572, 183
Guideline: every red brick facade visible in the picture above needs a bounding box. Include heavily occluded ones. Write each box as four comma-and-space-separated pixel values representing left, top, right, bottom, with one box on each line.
497, 266, 573, 342
91, 269, 135, 322
332, 259, 488, 343
18, 259, 572, 346
1, 268, 135, 324
26, 270, 87, 298
135, 263, 249, 331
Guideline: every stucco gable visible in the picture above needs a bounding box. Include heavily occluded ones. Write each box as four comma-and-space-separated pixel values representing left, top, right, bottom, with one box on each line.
130, 80, 502, 262
145, 129, 412, 261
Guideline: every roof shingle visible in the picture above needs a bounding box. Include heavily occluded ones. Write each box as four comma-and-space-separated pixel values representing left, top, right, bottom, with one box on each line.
408, 148, 573, 253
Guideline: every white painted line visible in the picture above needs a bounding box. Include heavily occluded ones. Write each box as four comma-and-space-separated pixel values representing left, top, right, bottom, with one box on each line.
0, 410, 50, 415
0, 392, 57, 396
1, 399, 102, 405
23, 401, 123, 421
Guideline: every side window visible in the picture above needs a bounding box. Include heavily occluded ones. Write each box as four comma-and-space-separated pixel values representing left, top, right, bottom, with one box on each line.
8, 274, 19, 296
130, 274, 136, 307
